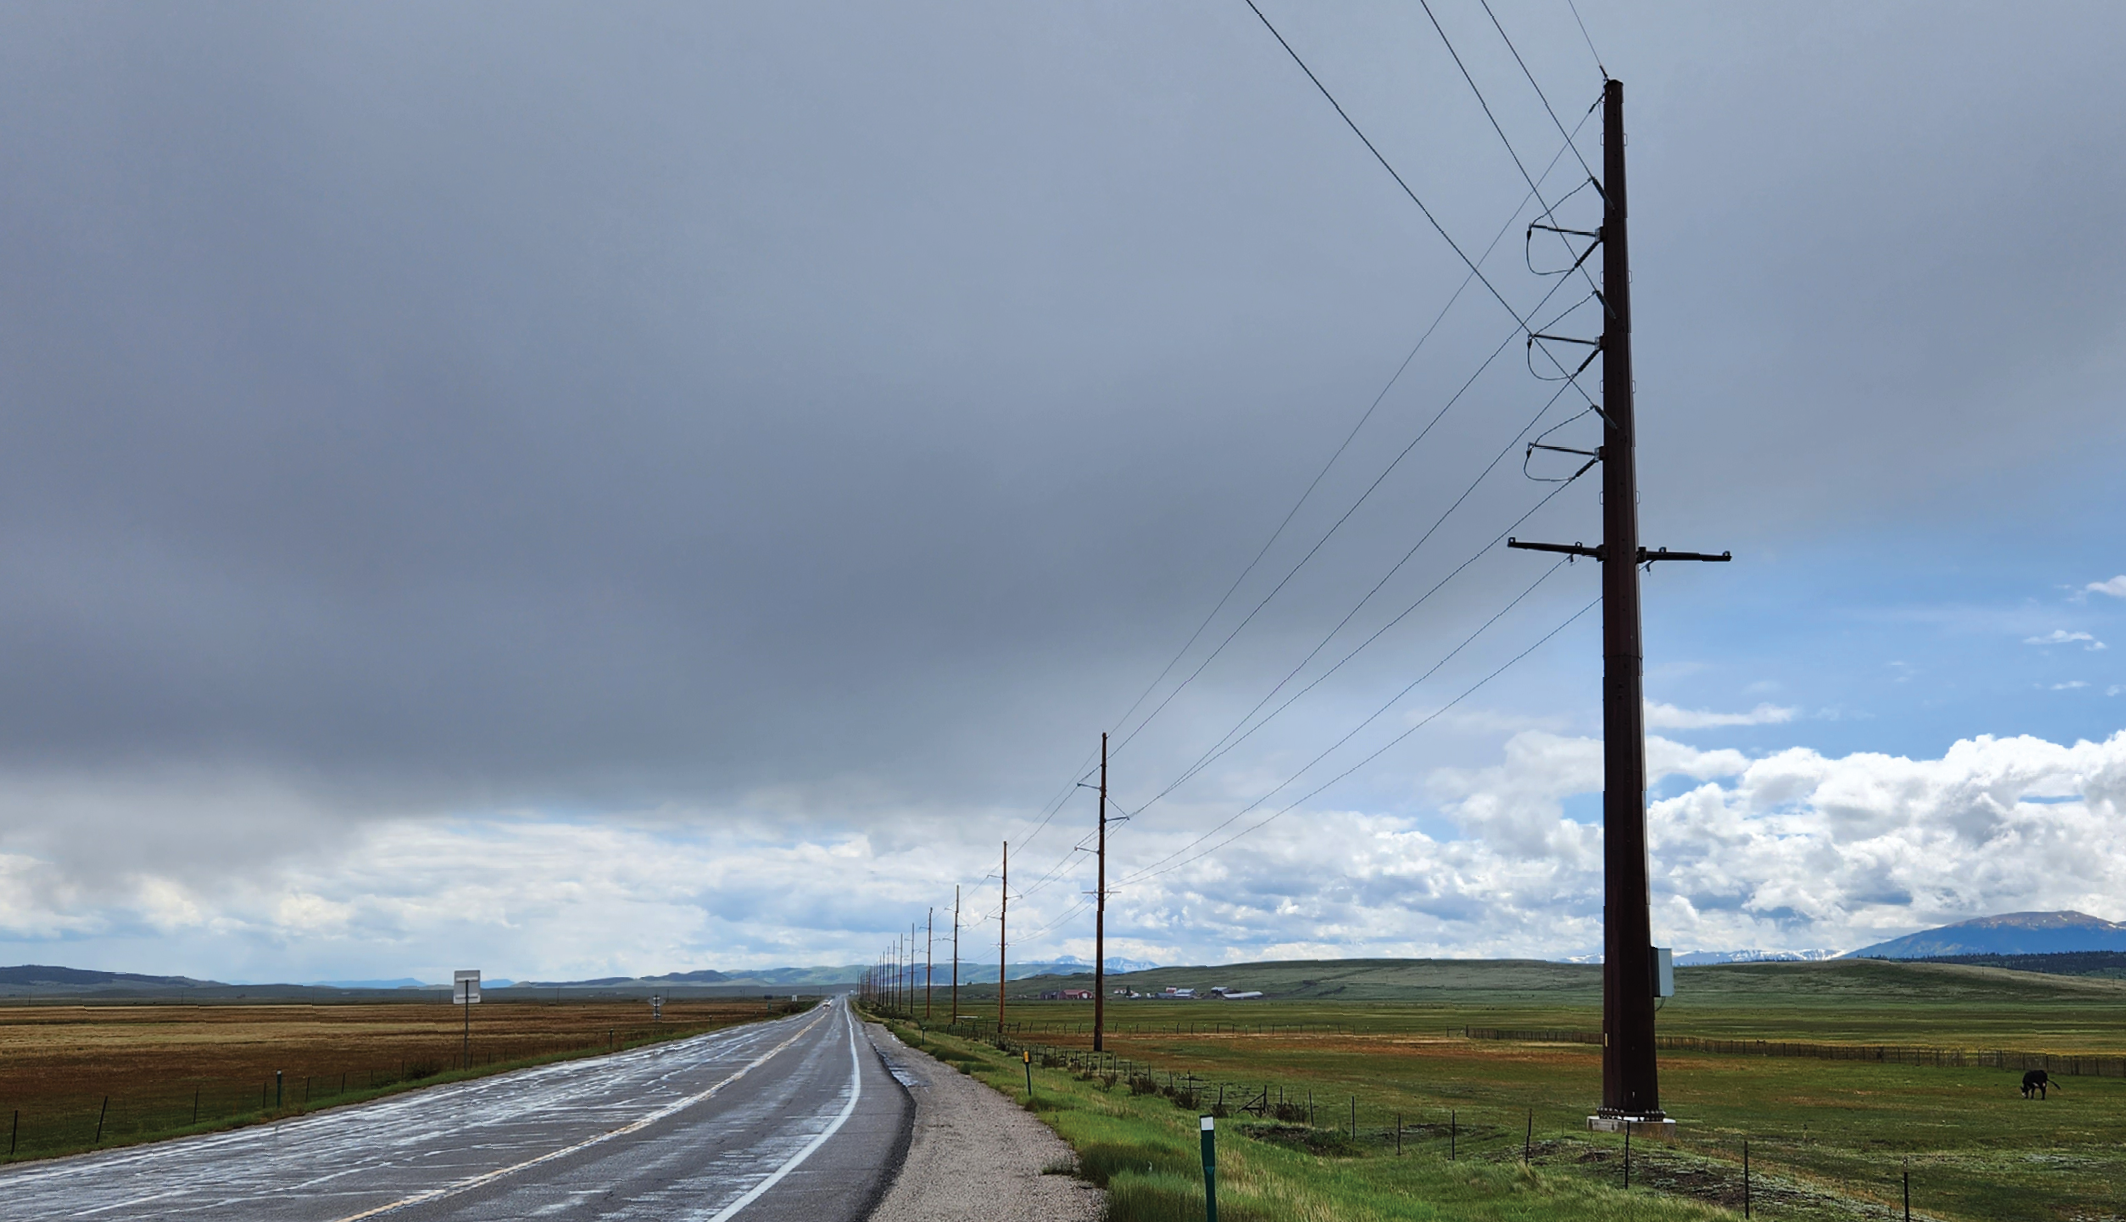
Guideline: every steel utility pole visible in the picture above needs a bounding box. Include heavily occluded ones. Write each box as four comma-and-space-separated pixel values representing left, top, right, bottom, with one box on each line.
926, 907, 934, 1020
1093, 731, 1109, 1052
951, 885, 961, 1022
998, 841, 1008, 1031
1509, 77, 1727, 1125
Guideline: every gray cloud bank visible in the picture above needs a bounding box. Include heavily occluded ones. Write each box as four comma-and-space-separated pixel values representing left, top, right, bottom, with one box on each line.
0, 1, 2122, 917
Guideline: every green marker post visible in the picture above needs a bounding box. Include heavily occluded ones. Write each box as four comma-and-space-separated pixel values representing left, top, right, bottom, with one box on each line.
1200, 1115, 1218, 1222
1023, 1049, 1033, 1098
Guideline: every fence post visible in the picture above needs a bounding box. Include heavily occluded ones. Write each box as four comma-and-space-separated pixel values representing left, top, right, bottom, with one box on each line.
1349, 1096, 1355, 1140
1396, 1113, 1402, 1156
1903, 1160, 1911, 1222
1450, 1110, 1457, 1161
8, 1109, 14, 1157
1623, 1122, 1631, 1189
193, 1088, 199, 1125
95, 1096, 108, 1144
275, 1071, 283, 1109
1743, 1140, 1750, 1218
1524, 1109, 1532, 1163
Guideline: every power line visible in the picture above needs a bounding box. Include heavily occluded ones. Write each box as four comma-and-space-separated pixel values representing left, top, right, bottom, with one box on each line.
1119, 591, 1598, 887
1117, 557, 1578, 887
1012, 827, 1100, 903
1476, 0, 1599, 185
1002, 6, 1610, 946
1415, 0, 1601, 306
1564, 0, 1608, 82
1125, 446, 1590, 819
1011, 742, 1101, 856
1121, 376, 1593, 812
1240, 0, 1595, 401
1104, 117, 1594, 764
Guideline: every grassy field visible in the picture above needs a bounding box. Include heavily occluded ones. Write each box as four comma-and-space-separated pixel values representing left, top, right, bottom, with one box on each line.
952, 957, 2126, 1048
0, 996, 806, 1162
889, 959, 2126, 1221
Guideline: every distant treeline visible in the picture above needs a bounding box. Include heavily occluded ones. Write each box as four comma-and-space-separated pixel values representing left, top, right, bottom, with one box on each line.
1895, 950, 2126, 978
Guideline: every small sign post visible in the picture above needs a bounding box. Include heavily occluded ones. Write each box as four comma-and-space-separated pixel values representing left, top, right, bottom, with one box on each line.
454, 970, 481, 1069
651, 995, 663, 1026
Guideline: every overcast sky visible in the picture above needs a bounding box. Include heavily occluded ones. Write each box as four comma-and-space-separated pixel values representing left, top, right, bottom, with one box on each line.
2, 2, 2123, 983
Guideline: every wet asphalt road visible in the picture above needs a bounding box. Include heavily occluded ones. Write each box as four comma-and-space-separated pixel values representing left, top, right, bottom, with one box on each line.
0, 996, 910, 1221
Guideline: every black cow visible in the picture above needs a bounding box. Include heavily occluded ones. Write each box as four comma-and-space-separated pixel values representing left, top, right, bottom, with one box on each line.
2021, 1069, 2055, 1099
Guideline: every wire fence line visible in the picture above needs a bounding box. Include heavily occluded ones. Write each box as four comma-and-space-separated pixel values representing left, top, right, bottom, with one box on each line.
872, 1009, 2126, 1080
1462, 1027, 2126, 1077
0, 1021, 724, 1164
871, 1005, 1959, 1219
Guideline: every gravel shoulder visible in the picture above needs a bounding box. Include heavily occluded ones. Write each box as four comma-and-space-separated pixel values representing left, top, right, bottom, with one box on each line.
863, 1023, 1103, 1222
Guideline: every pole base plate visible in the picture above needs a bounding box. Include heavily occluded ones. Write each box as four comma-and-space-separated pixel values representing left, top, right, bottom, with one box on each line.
1588, 1116, 1677, 1141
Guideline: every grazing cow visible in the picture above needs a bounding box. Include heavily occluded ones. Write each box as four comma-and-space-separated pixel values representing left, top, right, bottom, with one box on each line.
2021, 1069, 2054, 1099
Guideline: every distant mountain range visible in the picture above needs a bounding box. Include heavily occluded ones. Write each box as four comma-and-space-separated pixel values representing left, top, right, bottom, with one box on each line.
1847, 911, 2126, 959
0, 965, 216, 989
0, 957, 1165, 996
519, 956, 1160, 990
519, 966, 863, 989
1674, 948, 1844, 966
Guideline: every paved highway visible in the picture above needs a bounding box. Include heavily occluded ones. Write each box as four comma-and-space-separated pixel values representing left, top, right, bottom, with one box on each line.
0, 996, 910, 1221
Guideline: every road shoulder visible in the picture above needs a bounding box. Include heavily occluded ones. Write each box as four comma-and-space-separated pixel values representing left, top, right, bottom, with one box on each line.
862, 1023, 1102, 1222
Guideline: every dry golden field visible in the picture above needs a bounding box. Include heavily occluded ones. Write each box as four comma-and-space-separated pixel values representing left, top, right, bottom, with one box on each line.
0, 997, 798, 1160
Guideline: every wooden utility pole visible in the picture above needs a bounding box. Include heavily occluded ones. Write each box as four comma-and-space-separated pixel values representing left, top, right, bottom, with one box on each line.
1592, 78, 1656, 1121
1509, 78, 1726, 1124
1093, 731, 1109, 1052
998, 841, 1008, 1030
951, 885, 961, 1021
926, 907, 934, 1020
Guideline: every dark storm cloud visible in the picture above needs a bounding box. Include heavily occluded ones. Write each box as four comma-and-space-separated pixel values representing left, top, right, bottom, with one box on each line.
0, 1, 2121, 818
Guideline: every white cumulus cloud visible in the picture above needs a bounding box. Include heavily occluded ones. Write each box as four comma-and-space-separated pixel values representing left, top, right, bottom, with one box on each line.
1645, 701, 1798, 729
1, 728, 2124, 976
2025, 629, 2105, 650
2086, 576, 2126, 598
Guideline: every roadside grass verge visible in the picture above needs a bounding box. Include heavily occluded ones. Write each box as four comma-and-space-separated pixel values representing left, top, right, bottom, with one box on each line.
876, 997, 2126, 1222
876, 1012, 1740, 1222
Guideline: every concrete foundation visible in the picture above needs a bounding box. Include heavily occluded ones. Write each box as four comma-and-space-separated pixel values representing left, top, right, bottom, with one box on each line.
1587, 1116, 1678, 1141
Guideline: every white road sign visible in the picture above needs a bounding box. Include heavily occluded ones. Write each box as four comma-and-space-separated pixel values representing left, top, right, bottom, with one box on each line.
454, 969, 481, 1004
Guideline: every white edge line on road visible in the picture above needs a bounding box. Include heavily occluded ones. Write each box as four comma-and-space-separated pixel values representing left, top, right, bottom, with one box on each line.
700, 999, 863, 1222
324, 1004, 835, 1222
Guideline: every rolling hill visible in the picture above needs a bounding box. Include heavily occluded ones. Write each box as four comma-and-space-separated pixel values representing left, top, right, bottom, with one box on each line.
1847, 910, 2126, 959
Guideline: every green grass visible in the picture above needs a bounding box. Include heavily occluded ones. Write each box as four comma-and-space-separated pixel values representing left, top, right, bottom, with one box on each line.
885, 1016, 1738, 1222
883, 958, 2126, 1221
